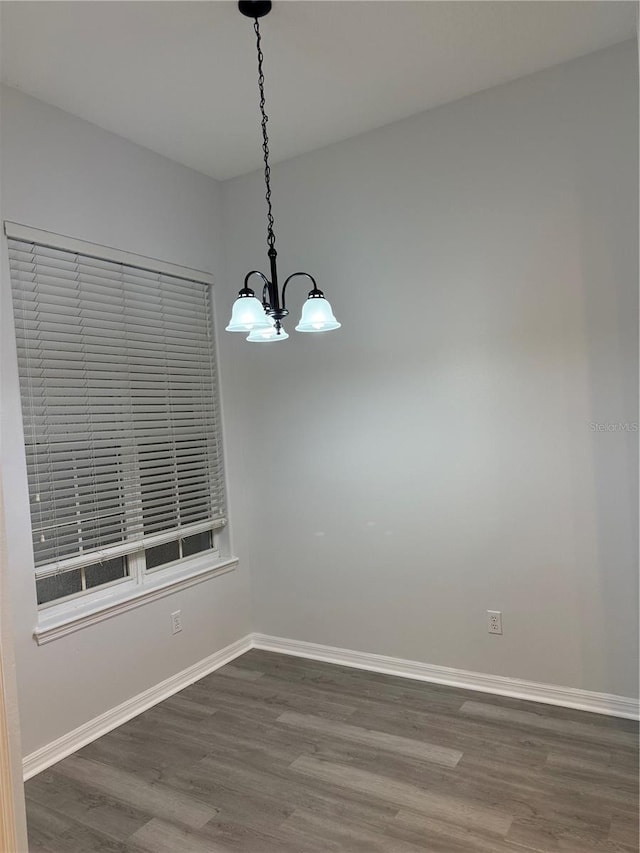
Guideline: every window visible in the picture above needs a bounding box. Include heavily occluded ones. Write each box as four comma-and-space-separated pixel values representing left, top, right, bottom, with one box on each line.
7, 226, 226, 608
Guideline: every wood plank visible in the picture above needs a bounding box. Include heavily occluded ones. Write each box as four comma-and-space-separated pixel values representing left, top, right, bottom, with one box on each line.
608, 813, 640, 848
217, 664, 265, 682
158, 693, 218, 719
289, 754, 513, 836
182, 671, 357, 721
129, 818, 232, 853
130, 818, 236, 853
51, 755, 219, 829
280, 807, 434, 853
276, 710, 463, 767
25, 799, 130, 853
394, 809, 533, 853
25, 769, 150, 842
545, 750, 639, 791
460, 700, 638, 748
505, 816, 625, 853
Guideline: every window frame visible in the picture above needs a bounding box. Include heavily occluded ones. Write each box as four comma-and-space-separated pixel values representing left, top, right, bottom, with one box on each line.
4, 221, 236, 639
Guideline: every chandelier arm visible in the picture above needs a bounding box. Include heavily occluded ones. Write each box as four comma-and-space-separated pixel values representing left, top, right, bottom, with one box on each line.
243, 269, 271, 295
281, 272, 322, 310
253, 17, 276, 254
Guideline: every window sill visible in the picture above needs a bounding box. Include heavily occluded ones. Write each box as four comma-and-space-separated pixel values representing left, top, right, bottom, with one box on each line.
33, 555, 239, 646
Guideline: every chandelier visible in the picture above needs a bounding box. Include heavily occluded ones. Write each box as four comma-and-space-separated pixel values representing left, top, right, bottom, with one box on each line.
226, 1, 341, 342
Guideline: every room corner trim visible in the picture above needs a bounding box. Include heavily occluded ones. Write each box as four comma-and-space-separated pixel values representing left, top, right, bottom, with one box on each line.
251, 633, 640, 721
22, 633, 252, 780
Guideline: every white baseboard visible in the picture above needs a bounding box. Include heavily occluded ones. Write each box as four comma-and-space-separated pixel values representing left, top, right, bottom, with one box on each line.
23, 630, 639, 779
252, 633, 640, 721
22, 634, 252, 780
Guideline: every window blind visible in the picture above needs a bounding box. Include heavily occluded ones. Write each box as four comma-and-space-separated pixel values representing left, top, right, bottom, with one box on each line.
8, 236, 226, 576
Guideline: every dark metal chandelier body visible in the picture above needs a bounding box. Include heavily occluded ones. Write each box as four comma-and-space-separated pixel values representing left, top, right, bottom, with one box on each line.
226, 0, 340, 342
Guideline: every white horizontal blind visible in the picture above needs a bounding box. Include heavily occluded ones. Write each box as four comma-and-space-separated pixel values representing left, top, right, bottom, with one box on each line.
9, 237, 225, 572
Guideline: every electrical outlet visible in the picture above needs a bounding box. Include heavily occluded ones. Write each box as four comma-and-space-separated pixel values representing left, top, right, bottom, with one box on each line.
171, 610, 182, 634
487, 610, 502, 635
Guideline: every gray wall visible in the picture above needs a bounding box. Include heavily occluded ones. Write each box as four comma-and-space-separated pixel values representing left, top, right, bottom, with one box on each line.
0, 86, 253, 755
221, 41, 639, 698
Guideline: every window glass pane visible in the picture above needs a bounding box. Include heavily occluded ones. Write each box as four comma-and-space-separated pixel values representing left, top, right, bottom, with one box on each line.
85, 557, 127, 589
36, 570, 82, 605
182, 531, 212, 558
145, 540, 180, 570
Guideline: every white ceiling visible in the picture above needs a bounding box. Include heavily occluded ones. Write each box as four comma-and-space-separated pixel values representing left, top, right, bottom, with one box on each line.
1, 1, 636, 180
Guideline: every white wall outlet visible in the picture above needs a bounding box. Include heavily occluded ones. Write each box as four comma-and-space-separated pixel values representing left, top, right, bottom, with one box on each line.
171, 610, 182, 634
487, 610, 503, 635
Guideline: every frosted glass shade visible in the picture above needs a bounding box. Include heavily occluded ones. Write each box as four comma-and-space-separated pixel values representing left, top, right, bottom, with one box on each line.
295, 296, 341, 332
246, 322, 289, 342
226, 295, 272, 332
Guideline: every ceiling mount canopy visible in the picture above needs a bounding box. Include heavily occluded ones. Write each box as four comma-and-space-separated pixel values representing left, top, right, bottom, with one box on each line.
238, 1, 272, 19
226, 0, 340, 342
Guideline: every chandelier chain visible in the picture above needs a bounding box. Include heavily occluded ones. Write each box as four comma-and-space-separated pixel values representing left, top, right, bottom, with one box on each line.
254, 17, 276, 252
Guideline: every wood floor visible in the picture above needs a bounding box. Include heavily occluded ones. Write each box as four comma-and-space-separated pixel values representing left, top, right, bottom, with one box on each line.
25, 650, 639, 852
